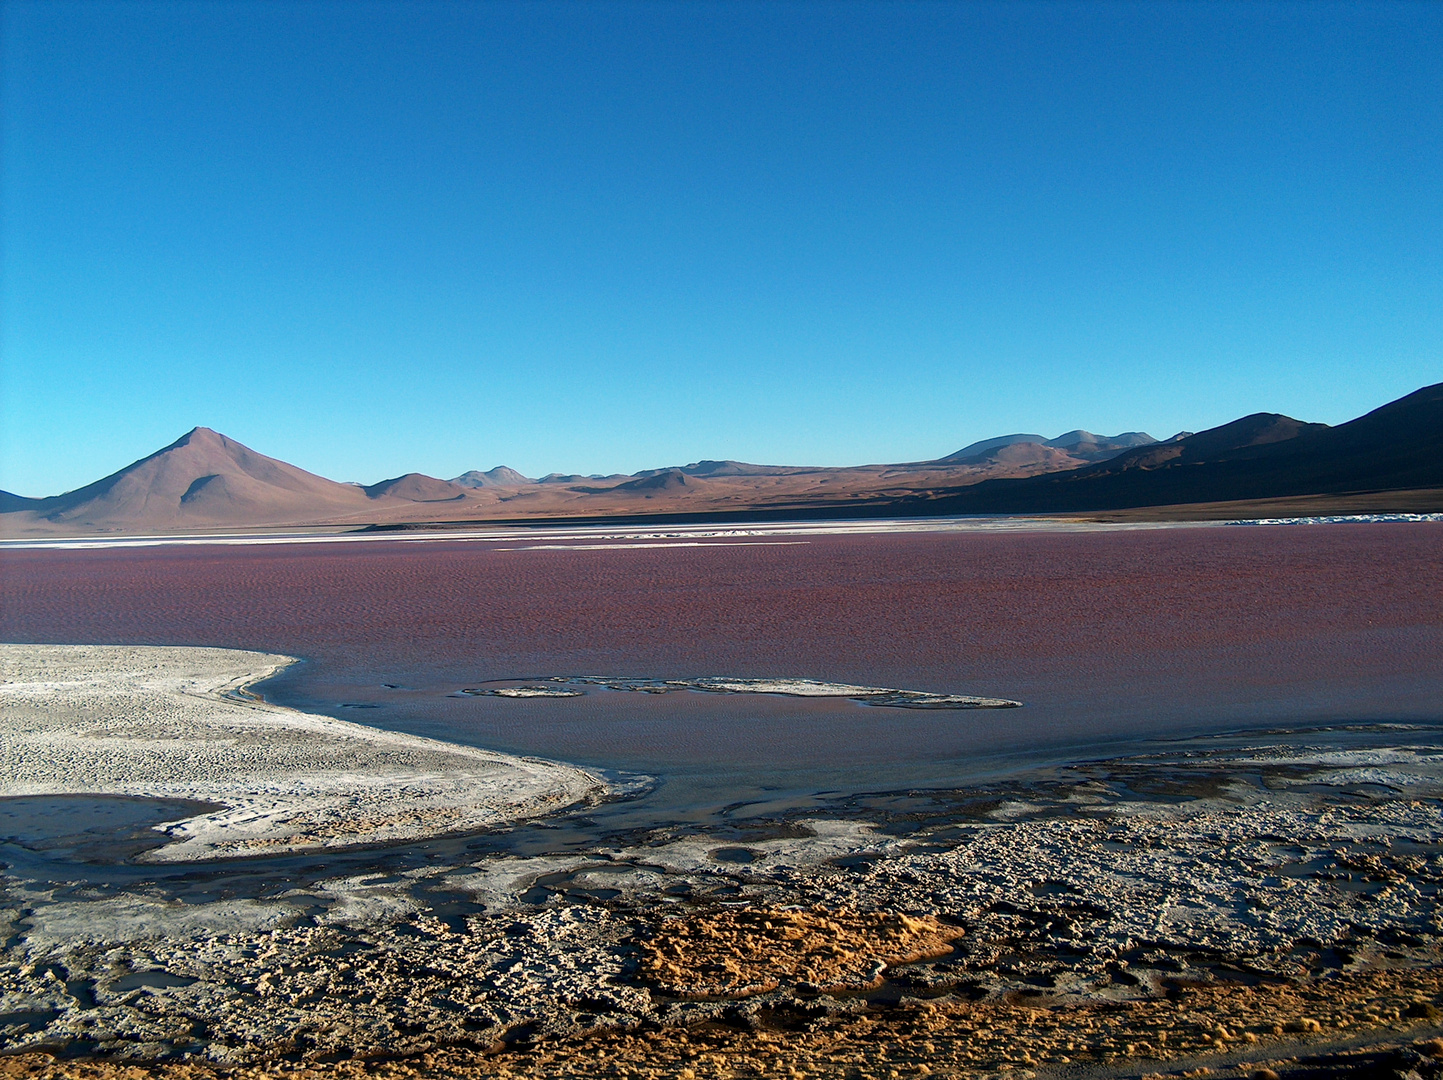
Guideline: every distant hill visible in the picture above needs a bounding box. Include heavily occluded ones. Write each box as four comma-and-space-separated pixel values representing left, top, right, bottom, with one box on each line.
363, 474, 469, 502
0, 491, 37, 514
675, 460, 802, 478
944, 434, 1048, 458
943, 430, 1156, 464
451, 466, 531, 488
9, 427, 377, 531
918, 383, 1443, 514
947, 442, 1089, 471
4, 385, 1439, 535
612, 469, 699, 493
536, 472, 630, 484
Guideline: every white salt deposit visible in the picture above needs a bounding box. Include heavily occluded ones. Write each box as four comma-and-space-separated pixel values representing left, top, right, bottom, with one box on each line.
469, 674, 1020, 709
668, 676, 1021, 708
682, 677, 894, 697
0, 644, 605, 862
462, 686, 586, 698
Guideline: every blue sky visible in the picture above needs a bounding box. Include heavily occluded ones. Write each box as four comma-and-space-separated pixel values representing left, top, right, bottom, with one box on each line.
2, 0, 1440, 495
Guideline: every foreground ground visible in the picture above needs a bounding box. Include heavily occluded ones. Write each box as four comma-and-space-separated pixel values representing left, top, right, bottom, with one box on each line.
4, 966, 1443, 1078
3, 668, 1441, 1077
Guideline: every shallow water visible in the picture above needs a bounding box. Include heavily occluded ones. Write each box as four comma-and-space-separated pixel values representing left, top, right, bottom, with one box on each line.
0, 794, 225, 862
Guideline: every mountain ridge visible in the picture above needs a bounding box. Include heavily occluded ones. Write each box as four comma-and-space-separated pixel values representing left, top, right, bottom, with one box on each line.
4, 385, 1440, 535
943, 430, 1156, 462
912, 383, 1443, 515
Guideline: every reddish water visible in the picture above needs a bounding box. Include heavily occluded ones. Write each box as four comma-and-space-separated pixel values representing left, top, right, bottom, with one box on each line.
3, 524, 1441, 805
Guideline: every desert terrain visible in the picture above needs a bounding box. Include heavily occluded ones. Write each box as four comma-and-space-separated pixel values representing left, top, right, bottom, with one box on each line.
7, 4, 1439, 1077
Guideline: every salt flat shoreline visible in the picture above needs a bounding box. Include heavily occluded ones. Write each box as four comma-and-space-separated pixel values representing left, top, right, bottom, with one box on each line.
0, 515, 1208, 551
1, 668, 1440, 1074
4, 512, 1441, 552
0, 644, 607, 862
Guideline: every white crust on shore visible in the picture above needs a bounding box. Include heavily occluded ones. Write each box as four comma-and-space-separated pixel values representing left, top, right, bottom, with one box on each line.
0, 644, 605, 862
529, 675, 1022, 709
674, 676, 1020, 708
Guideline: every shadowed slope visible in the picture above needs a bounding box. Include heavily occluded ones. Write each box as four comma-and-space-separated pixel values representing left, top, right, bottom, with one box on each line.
921, 383, 1443, 513
0, 491, 39, 513
612, 469, 700, 493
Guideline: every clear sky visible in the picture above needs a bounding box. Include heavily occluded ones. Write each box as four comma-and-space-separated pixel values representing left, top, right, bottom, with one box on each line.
2, 1, 1439, 495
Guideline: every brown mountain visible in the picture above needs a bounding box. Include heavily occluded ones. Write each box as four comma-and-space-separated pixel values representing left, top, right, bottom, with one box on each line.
674, 460, 802, 478
0, 428, 1114, 535
0, 427, 498, 534
5, 384, 1439, 536
947, 442, 1090, 470
612, 469, 699, 493
450, 466, 532, 488
363, 473, 470, 502
9, 427, 376, 531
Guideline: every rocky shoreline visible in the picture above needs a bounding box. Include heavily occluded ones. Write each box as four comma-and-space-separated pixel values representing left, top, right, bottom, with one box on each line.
3, 725, 1442, 1077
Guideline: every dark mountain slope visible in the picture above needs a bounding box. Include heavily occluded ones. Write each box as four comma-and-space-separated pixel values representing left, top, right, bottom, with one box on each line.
613, 469, 699, 493
1055, 414, 1327, 484
917, 383, 1443, 513
0, 491, 39, 513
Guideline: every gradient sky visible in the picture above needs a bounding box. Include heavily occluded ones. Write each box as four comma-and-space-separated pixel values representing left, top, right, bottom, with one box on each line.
2, 1, 1440, 495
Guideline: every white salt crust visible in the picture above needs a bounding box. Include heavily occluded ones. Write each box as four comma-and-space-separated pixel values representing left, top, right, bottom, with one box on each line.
0, 644, 605, 862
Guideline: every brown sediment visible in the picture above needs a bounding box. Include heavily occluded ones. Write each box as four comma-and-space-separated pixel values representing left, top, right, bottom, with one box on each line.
638, 906, 965, 998
3, 964, 1442, 1079
3, 737, 1439, 1066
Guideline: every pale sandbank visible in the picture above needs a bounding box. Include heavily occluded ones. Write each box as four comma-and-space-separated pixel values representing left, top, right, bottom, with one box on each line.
0, 644, 606, 862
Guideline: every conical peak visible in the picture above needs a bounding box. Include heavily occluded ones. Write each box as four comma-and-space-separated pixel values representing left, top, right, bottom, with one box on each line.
161, 426, 226, 453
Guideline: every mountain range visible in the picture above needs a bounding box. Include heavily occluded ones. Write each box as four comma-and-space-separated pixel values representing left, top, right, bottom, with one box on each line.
2, 383, 1440, 535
